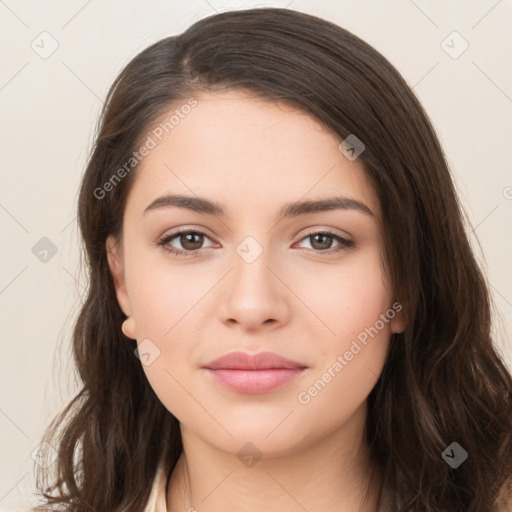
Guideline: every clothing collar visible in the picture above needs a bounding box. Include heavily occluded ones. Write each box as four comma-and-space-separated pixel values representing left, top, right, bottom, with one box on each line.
144, 460, 169, 512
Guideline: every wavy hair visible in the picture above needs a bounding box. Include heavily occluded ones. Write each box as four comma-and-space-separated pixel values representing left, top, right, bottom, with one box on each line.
34, 7, 512, 511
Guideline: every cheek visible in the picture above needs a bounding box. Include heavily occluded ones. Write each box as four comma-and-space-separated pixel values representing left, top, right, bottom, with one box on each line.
291, 249, 393, 413
296, 247, 393, 348
125, 242, 212, 338
124, 252, 216, 406
126, 260, 206, 419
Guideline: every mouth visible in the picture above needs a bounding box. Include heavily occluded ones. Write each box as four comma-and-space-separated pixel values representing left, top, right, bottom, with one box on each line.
202, 351, 308, 394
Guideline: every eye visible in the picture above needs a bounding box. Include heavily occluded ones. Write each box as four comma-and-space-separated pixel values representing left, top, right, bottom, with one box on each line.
156, 229, 355, 257
157, 229, 215, 257
294, 230, 355, 256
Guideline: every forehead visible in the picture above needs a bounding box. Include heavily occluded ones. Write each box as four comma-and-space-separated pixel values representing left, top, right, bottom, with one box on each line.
127, 89, 380, 220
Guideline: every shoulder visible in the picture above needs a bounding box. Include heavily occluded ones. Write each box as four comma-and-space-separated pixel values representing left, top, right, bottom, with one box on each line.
495, 476, 512, 512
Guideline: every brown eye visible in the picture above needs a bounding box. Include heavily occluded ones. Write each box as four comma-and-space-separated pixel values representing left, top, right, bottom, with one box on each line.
296, 231, 355, 255
177, 232, 205, 251
157, 230, 214, 256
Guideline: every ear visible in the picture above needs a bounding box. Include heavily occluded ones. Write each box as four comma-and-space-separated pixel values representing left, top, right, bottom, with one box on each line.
106, 235, 132, 318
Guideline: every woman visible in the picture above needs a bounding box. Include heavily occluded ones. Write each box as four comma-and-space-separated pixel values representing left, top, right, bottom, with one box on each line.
33, 7, 512, 512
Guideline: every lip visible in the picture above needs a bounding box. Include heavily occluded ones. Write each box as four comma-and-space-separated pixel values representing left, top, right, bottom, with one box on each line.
204, 351, 307, 370
203, 351, 308, 394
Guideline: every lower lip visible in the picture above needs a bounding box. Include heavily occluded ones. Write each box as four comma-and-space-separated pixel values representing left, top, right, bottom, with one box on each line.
205, 368, 306, 393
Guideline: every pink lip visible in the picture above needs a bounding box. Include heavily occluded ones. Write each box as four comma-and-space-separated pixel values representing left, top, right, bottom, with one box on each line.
203, 351, 308, 394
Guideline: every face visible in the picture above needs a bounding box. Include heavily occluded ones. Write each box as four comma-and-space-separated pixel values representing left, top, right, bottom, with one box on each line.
106, 89, 405, 457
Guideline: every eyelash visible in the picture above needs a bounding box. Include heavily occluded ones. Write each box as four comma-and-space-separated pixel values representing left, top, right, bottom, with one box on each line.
156, 229, 355, 258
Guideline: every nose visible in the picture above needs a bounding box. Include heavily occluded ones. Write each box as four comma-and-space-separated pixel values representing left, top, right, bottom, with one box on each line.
218, 245, 290, 332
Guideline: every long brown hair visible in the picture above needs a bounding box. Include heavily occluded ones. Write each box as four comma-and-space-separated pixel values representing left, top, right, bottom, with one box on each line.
34, 7, 512, 511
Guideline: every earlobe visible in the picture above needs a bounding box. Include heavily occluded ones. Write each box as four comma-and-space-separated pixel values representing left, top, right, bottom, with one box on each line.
106, 235, 133, 318
121, 315, 136, 340
391, 313, 406, 334
390, 302, 406, 334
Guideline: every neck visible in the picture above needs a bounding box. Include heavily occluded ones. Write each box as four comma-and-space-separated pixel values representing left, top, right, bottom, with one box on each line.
166, 402, 382, 512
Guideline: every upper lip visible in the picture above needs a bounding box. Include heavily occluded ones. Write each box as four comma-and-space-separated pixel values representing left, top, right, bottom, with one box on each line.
203, 351, 307, 370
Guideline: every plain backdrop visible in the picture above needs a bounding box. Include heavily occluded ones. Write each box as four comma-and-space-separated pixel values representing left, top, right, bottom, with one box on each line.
1, 0, 511, 509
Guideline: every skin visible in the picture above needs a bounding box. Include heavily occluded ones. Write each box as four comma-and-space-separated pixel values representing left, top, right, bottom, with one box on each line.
106, 89, 405, 512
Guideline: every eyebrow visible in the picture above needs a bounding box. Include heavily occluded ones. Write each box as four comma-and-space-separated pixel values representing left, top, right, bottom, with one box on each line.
143, 193, 375, 219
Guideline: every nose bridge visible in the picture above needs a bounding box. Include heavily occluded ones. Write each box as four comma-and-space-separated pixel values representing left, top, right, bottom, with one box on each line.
219, 232, 288, 329
232, 232, 277, 299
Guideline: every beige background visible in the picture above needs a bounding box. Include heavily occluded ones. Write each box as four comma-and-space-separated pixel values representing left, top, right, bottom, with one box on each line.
1, 0, 511, 509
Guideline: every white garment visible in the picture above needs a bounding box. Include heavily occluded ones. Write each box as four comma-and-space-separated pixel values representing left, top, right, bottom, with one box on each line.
0, 463, 170, 512
143, 461, 169, 512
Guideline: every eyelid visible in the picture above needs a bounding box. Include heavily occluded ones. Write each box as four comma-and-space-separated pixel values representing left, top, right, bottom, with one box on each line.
157, 225, 216, 241
297, 225, 353, 240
